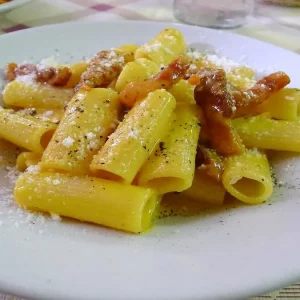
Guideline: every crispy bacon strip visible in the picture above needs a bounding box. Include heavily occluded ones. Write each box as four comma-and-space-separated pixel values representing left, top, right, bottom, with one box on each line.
194, 68, 244, 156
193, 68, 290, 156
75, 50, 132, 92
5, 63, 71, 86
190, 69, 290, 118
119, 55, 190, 108
233, 71, 290, 117
196, 146, 224, 181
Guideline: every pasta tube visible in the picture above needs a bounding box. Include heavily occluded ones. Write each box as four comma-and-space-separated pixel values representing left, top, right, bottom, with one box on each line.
0, 108, 57, 153
41, 88, 120, 175
90, 89, 176, 184
116, 44, 138, 54
66, 61, 88, 88
16, 152, 42, 171
135, 28, 186, 66
137, 104, 200, 194
257, 88, 300, 121
18, 108, 63, 124
168, 80, 196, 104
222, 150, 273, 204
233, 115, 300, 152
3, 80, 73, 109
115, 58, 159, 92
183, 169, 226, 205
14, 172, 160, 233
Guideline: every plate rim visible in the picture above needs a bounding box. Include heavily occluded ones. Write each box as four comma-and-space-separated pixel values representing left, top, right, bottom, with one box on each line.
1, 19, 300, 59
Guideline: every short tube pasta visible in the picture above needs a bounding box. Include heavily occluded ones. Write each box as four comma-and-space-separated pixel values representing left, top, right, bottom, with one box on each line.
14, 172, 160, 233
183, 169, 226, 205
256, 88, 300, 121
135, 28, 187, 66
222, 150, 273, 204
137, 104, 200, 194
0, 108, 57, 153
66, 61, 88, 88
3, 80, 73, 109
90, 89, 176, 184
18, 108, 64, 124
41, 88, 120, 175
233, 115, 300, 152
115, 58, 159, 92
16, 152, 42, 171
168, 80, 196, 104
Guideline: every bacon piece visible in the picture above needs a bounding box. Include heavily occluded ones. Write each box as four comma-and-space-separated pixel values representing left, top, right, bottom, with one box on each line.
193, 68, 290, 156
233, 71, 290, 117
194, 68, 244, 156
4, 62, 71, 86
37, 66, 71, 86
75, 50, 132, 92
119, 55, 189, 108
196, 146, 224, 181
5, 63, 18, 81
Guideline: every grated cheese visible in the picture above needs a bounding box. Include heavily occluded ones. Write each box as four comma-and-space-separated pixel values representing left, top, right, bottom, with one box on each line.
62, 136, 74, 147
128, 129, 139, 139
144, 42, 162, 52
50, 212, 61, 221
26, 165, 40, 173
285, 96, 295, 101
43, 110, 54, 117
86, 132, 96, 140
15, 73, 37, 84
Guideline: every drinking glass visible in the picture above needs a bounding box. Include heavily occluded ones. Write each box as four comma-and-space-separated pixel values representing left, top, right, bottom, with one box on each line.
174, 0, 254, 29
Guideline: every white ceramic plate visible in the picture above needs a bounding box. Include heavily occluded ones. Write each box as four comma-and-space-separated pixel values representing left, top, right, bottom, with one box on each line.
1, 21, 300, 300
0, 0, 32, 14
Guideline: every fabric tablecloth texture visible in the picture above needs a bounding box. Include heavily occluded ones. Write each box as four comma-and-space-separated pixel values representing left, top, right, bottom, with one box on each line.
0, 0, 300, 299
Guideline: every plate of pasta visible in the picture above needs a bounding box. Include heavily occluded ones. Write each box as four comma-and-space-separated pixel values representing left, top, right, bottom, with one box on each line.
1, 20, 300, 300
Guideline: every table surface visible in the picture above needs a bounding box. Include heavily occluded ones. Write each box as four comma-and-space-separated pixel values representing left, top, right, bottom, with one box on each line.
0, 0, 300, 299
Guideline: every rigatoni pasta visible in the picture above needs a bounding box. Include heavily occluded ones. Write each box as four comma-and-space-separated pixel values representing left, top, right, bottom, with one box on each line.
135, 28, 187, 66
137, 104, 200, 194
0, 108, 57, 153
232, 115, 300, 152
0, 27, 298, 234
90, 89, 176, 183
41, 88, 120, 175
15, 172, 160, 233
3, 80, 73, 109
222, 150, 273, 204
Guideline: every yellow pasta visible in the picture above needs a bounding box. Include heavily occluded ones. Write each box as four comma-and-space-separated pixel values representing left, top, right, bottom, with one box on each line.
16, 152, 42, 171
90, 89, 176, 184
14, 172, 160, 233
256, 88, 300, 121
66, 61, 88, 88
137, 104, 200, 194
115, 58, 159, 92
18, 108, 64, 124
233, 115, 300, 152
168, 80, 196, 104
186, 52, 255, 89
222, 150, 273, 204
41, 88, 120, 175
3, 80, 73, 109
183, 169, 226, 205
0, 108, 57, 153
135, 28, 187, 66
116, 44, 138, 54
